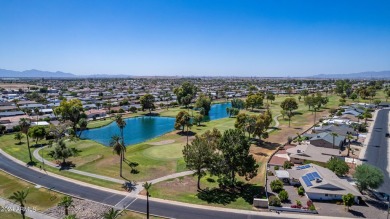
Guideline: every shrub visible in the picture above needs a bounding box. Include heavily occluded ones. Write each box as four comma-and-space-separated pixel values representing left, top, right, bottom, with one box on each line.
274, 166, 279, 171
269, 196, 281, 207
278, 190, 289, 202
296, 200, 302, 207
309, 204, 316, 211
354, 164, 384, 192
129, 106, 137, 113
327, 157, 349, 176
298, 186, 305, 196
287, 136, 293, 144
270, 179, 284, 193
307, 200, 313, 207
283, 161, 293, 169
290, 205, 299, 208
12, 125, 21, 132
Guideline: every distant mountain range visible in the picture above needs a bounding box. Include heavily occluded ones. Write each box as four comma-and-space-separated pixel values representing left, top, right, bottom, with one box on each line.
0, 69, 132, 78
311, 71, 390, 79
0, 68, 389, 79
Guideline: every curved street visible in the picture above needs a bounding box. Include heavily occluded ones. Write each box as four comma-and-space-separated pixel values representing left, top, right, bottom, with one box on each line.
0, 152, 350, 219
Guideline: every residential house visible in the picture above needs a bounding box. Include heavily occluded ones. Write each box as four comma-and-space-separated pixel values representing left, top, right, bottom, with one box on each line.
312, 124, 357, 137
286, 143, 341, 164
277, 164, 361, 203
304, 132, 345, 149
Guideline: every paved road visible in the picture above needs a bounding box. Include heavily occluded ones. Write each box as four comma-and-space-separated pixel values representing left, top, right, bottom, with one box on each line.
363, 109, 390, 194
0, 153, 308, 219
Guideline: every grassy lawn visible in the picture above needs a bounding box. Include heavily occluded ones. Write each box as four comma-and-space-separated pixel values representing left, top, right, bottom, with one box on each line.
0, 171, 64, 211
0, 134, 124, 190
87, 119, 114, 129
0, 92, 386, 193
119, 211, 162, 219
0, 211, 31, 219
143, 174, 262, 210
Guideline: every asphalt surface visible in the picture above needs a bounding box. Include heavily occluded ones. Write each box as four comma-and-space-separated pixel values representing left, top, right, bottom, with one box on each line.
363, 108, 390, 194
0, 154, 297, 219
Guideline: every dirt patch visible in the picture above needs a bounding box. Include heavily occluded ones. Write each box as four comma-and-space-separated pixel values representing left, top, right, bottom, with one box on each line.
149, 139, 175, 145
140, 176, 197, 196
0, 83, 34, 89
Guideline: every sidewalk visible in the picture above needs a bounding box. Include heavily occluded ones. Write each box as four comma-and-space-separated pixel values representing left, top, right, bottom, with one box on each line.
0, 197, 57, 219
33, 147, 195, 195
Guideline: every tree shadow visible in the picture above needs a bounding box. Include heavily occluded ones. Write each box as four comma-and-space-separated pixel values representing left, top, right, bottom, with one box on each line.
123, 159, 140, 174
197, 184, 264, 206
27, 161, 37, 166
255, 141, 280, 150
197, 187, 238, 205
30, 144, 43, 149
239, 184, 264, 203
177, 131, 196, 136
348, 209, 366, 218
293, 112, 303, 115
253, 152, 268, 157
364, 198, 388, 211
122, 181, 138, 192
15, 142, 25, 145
142, 112, 160, 116
58, 161, 76, 170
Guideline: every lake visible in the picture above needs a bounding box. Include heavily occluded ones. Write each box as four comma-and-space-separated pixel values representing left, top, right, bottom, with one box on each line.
80, 102, 232, 146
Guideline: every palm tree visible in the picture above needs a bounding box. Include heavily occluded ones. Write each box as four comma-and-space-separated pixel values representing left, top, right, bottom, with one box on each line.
33, 107, 40, 122
362, 109, 372, 124
143, 182, 152, 219
346, 134, 354, 157
357, 114, 364, 123
294, 133, 306, 145
12, 98, 20, 110
19, 118, 33, 163
77, 118, 88, 138
114, 114, 127, 161
110, 135, 126, 177
330, 132, 339, 149
9, 189, 29, 219
183, 114, 191, 145
58, 196, 74, 216
103, 208, 122, 219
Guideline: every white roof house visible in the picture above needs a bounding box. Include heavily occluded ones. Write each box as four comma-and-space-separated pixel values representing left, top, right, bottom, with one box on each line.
286, 143, 341, 164
31, 121, 50, 126
285, 164, 361, 203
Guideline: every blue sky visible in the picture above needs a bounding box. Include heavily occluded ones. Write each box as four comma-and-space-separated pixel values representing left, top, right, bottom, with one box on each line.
0, 0, 390, 77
